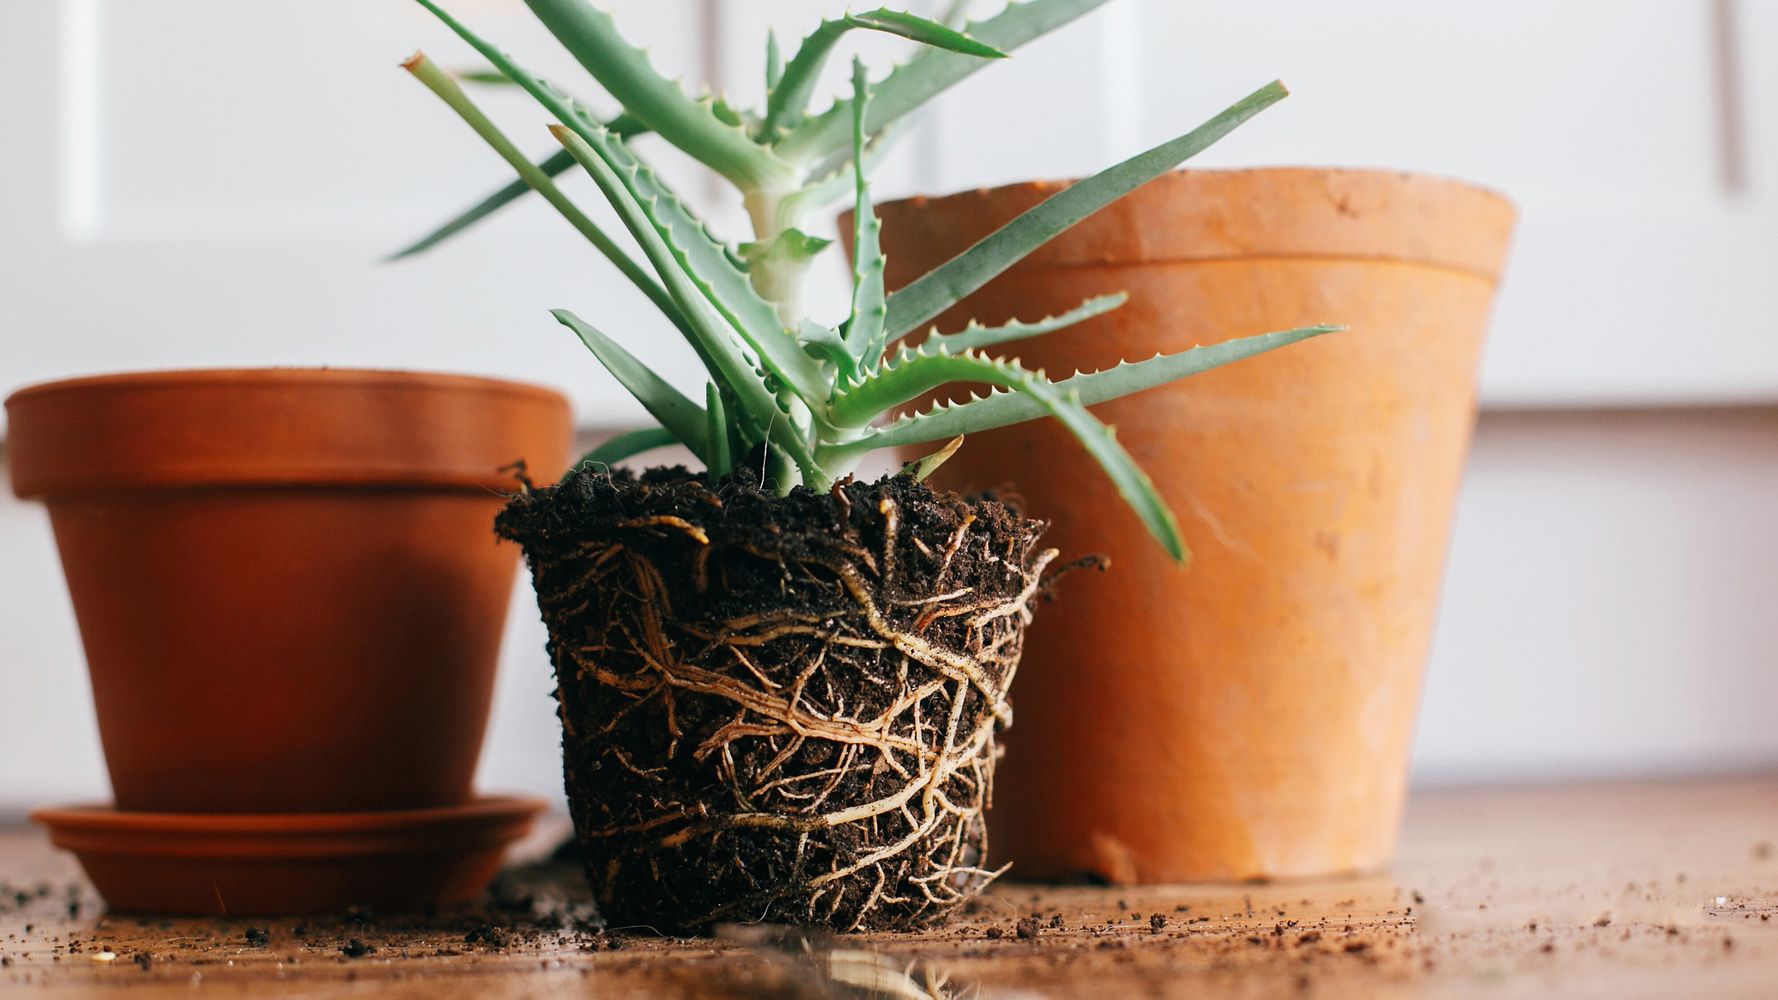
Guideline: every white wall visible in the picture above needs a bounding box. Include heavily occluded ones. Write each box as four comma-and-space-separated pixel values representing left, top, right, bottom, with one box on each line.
3, 1, 1778, 807
1413, 408, 1778, 784
5, 409, 1776, 810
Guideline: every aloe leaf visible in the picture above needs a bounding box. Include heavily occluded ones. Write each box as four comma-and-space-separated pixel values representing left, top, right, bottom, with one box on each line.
455, 67, 518, 86
389, 112, 647, 261
884, 81, 1287, 339
704, 383, 732, 476
766, 29, 784, 92
832, 324, 1340, 452
397, 5, 811, 435
916, 291, 1126, 354
760, 8, 1005, 142
780, 116, 906, 218
834, 350, 1184, 558
548, 125, 824, 486
394, 57, 689, 330
552, 309, 710, 460
799, 319, 856, 377
388, 148, 573, 261
842, 60, 888, 372
738, 228, 832, 265
774, 0, 1112, 165
560, 125, 834, 413
849, 9, 1007, 57
899, 434, 964, 481
517, 0, 795, 189
1038, 384, 1186, 560
575, 426, 680, 470
829, 347, 1029, 427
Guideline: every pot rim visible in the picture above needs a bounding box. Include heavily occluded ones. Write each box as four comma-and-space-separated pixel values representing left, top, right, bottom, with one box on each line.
879, 165, 1513, 214
5, 366, 564, 407
6, 366, 573, 499
867, 165, 1518, 282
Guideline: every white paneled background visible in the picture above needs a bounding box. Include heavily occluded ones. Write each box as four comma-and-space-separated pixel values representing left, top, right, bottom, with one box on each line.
2, 0, 1776, 810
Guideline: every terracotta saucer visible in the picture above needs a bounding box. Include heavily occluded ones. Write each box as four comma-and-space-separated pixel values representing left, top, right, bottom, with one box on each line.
31, 794, 547, 916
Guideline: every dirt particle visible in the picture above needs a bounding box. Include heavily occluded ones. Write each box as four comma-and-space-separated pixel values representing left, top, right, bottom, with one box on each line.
1593, 914, 1612, 928
1015, 917, 1042, 940
464, 925, 511, 949
984, 927, 1005, 941
1411, 890, 1425, 905
1343, 941, 1369, 954
339, 939, 374, 959
1148, 914, 1167, 933
243, 927, 269, 948
132, 953, 152, 971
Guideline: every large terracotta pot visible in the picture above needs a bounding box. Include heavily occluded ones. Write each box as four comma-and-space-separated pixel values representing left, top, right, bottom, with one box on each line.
6, 369, 572, 814
870, 168, 1515, 882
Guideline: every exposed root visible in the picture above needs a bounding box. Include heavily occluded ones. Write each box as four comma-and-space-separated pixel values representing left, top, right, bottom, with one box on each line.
498, 468, 1050, 933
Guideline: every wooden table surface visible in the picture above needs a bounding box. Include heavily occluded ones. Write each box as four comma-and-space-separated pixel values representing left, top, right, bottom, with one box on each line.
2, 774, 1775, 998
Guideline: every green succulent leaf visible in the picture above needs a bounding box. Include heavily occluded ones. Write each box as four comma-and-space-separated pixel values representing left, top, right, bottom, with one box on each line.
761, 7, 1006, 143
781, 117, 907, 218
884, 80, 1287, 339
455, 67, 518, 86
847, 9, 1007, 58
774, 0, 1113, 165
549, 124, 825, 486
552, 308, 710, 460
833, 324, 1341, 452
898, 434, 964, 482
799, 319, 856, 377
834, 350, 1184, 559
517, 0, 796, 189
393, 56, 687, 328
766, 29, 784, 92
828, 347, 1023, 427
738, 228, 833, 265
559, 125, 832, 412
842, 59, 889, 373
388, 148, 573, 261
916, 291, 1127, 354
1039, 384, 1185, 561
704, 382, 733, 476
575, 426, 681, 470
389, 112, 648, 261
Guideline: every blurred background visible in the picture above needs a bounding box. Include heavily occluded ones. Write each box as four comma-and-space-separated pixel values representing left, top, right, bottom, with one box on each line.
2, 0, 1775, 812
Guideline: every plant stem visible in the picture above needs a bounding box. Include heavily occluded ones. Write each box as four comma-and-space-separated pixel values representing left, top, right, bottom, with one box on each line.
742, 185, 818, 327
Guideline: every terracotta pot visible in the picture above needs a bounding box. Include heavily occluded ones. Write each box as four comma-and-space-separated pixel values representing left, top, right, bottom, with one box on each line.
868, 168, 1514, 882
31, 795, 546, 916
6, 369, 572, 814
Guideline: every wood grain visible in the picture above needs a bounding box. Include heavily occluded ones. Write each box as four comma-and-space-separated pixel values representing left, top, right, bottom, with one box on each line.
2, 774, 1774, 998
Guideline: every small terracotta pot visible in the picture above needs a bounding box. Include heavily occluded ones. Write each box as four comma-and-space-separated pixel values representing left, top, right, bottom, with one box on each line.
32, 795, 547, 916
6, 369, 572, 814
869, 169, 1515, 882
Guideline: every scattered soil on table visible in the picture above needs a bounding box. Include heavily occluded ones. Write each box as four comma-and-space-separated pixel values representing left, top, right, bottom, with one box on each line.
497, 467, 1059, 934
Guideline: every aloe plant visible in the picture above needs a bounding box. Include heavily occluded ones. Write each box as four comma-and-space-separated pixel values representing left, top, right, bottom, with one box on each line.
400, 0, 1337, 561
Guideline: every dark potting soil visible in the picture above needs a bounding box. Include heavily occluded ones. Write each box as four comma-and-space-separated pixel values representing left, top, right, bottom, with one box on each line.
497, 467, 1057, 934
